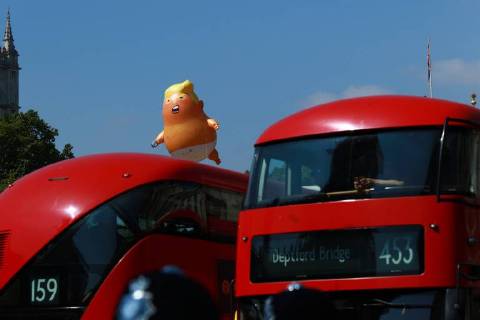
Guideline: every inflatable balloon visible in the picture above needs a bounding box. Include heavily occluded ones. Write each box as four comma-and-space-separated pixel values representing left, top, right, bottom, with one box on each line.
151, 80, 221, 165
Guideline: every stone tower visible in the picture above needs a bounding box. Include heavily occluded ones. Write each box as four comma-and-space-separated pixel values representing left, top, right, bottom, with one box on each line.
0, 10, 19, 117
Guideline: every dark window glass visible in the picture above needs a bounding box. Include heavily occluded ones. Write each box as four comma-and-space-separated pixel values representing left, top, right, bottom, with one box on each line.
334, 290, 443, 319
205, 185, 243, 222
468, 288, 480, 319
240, 290, 445, 320
35, 207, 134, 304
440, 127, 480, 196
110, 181, 242, 237
245, 127, 480, 209
0, 204, 135, 310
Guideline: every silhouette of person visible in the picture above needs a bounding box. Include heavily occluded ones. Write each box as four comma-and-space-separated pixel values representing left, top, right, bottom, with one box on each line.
263, 283, 336, 320
325, 135, 403, 193
116, 265, 219, 320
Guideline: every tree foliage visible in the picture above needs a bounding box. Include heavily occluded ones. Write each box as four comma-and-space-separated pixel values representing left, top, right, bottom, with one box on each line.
0, 110, 74, 191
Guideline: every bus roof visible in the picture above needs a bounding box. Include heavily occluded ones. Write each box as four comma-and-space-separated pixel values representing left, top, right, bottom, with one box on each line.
256, 95, 480, 145
0, 153, 247, 289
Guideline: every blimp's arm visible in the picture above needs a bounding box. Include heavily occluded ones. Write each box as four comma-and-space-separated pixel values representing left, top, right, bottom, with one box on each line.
151, 131, 165, 148
207, 118, 220, 131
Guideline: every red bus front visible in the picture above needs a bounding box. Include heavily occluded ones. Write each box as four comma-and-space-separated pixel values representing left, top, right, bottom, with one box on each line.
236, 96, 480, 319
0, 153, 247, 319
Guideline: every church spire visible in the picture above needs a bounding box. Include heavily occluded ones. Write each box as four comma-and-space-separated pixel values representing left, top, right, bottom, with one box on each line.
0, 9, 20, 117
2, 9, 16, 55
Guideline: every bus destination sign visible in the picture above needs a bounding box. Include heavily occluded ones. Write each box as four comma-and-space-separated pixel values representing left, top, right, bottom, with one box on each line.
250, 225, 423, 282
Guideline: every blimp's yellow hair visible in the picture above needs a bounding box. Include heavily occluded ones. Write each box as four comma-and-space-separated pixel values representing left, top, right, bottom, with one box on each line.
164, 80, 199, 103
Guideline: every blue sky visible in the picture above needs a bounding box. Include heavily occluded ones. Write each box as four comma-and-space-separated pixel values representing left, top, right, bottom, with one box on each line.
5, 0, 480, 171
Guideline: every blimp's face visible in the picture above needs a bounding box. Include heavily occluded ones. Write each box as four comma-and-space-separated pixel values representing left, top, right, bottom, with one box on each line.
162, 92, 201, 123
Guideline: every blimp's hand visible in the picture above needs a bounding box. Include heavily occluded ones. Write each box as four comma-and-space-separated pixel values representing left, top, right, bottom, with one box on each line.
207, 119, 220, 130
152, 131, 165, 148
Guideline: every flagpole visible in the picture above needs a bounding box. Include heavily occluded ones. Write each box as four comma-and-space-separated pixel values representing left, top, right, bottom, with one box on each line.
427, 38, 433, 98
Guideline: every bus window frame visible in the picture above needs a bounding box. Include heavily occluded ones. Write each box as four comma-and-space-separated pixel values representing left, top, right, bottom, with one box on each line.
437, 117, 480, 204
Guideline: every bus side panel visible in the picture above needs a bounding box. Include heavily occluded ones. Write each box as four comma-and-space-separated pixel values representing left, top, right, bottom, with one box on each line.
82, 234, 235, 320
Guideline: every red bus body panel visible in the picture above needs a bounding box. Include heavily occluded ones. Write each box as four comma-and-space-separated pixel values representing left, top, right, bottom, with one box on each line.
236, 196, 479, 296
257, 95, 480, 144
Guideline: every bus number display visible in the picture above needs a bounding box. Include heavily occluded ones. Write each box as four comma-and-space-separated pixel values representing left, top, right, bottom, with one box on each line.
29, 276, 60, 305
250, 226, 423, 282
375, 232, 418, 274
378, 238, 414, 265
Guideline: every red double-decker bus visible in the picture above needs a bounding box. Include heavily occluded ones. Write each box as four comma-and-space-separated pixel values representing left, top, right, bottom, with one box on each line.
236, 96, 480, 319
0, 153, 247, 319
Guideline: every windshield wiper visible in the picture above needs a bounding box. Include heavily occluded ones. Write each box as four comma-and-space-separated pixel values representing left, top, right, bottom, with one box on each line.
362, 298, 432, 309
255, 197, 281, 208
276, 192, 331, 206
257, 193, 330, 208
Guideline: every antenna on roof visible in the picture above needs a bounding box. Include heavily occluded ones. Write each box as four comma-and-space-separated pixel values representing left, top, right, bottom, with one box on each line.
427, 38, 433, 98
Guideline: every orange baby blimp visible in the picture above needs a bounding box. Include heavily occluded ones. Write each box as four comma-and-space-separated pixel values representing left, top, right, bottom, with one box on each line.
152, 80, 221, 165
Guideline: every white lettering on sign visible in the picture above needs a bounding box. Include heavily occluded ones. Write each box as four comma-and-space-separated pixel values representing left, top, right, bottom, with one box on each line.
271, 245, 352, 267
318, 246, 351, 262
31, 278, 58, 303
272, 248, 316, 267
378, 237, 414, 266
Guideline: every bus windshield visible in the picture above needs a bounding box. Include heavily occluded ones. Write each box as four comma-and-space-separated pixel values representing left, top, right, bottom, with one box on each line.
240, 289, 447, 320
245, 127, 480, 208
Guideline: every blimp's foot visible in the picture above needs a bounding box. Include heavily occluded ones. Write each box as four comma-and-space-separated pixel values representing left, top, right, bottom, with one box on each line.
208, 149, 221, 165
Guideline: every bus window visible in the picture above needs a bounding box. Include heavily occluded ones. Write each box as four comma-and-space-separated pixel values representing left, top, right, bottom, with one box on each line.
109, 181, 243, 240
71, 207, 131, 294
467, 288, 480, 318
0, 203, 136, 308
240, 289, 445, 320
335, 290, 444, 319
440, 127, 480, 197
374, 290, 437, 319
247, 128, 442, 209
247, 126, 480, 210
138, 182, 206, 234
258, 158, 287, 202
205, 187, 243, 240
205, 187, 242, 222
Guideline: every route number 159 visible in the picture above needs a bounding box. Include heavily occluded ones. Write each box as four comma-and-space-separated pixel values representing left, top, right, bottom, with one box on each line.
30, 277, 59, 304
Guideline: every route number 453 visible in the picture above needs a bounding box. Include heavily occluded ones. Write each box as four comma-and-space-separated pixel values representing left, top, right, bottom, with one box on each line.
378, 237, 414, 265
30, 277, 59, 304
